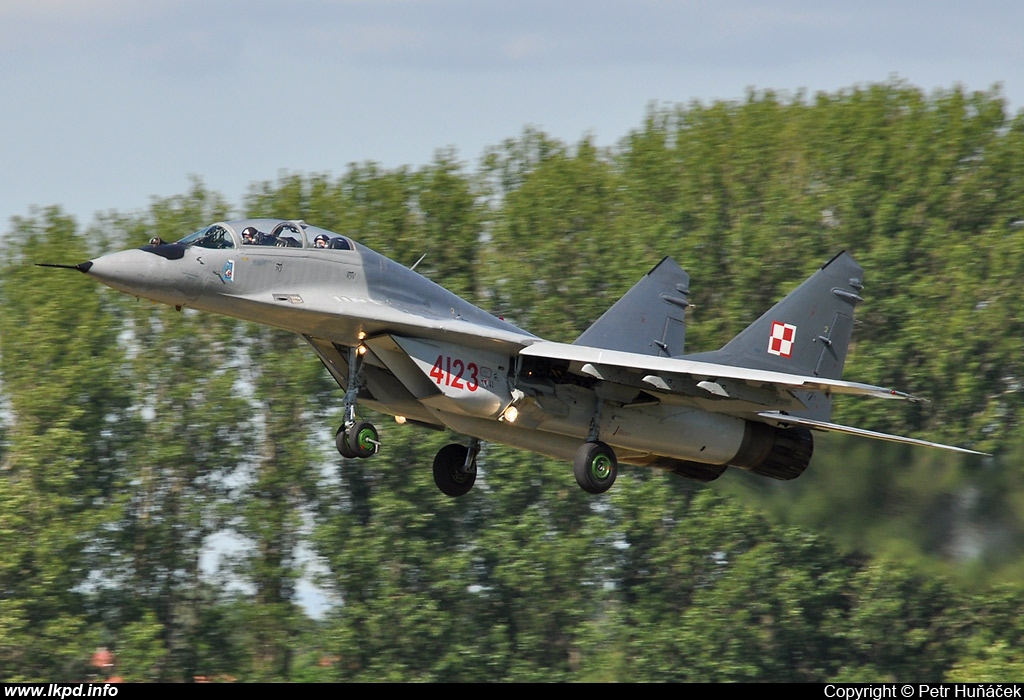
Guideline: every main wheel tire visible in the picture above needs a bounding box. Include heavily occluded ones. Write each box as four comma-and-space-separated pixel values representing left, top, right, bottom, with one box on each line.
347, 421, 379, 459
335, 425, 356, 458
573, 441, 618, 494
433, 443, 476, 497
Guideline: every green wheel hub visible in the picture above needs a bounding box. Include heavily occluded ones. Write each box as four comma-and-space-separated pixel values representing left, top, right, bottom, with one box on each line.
590, 454, 613, 481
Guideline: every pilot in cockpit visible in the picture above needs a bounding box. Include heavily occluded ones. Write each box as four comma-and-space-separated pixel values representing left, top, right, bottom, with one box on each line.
314, 234, 329, 248
241, 227, 258, 245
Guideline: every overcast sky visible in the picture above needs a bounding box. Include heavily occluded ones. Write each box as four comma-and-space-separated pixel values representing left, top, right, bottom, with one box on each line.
3, 0, 1022, 228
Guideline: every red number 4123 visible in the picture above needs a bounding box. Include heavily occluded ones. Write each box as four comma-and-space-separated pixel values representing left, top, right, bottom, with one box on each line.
429, 355, 479, 392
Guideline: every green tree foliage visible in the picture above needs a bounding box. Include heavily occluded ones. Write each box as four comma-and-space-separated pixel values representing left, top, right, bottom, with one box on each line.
481, 132, 643, 339
87, 189, 250, 681
592, 484, 856, 682
225, 326, 333, 680
948, 584, 1024, 681
0, 208, 130, 680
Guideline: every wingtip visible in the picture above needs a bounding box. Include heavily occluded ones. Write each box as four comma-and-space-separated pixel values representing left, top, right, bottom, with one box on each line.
872, 385, 928, 402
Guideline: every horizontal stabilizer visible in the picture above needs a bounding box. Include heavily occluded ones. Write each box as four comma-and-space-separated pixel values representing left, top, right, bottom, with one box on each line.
757, 412, 989, 456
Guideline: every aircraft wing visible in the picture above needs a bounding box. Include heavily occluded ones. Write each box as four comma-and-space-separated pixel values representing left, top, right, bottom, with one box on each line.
519, 340, 989, 456
520, 340, 920, 401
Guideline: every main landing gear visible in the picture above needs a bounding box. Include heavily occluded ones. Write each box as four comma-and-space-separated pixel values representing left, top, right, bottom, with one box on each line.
432, 439, 479, 498
572, 400, 618, 494
573, 441, 618, 494
331, 343, 618, 496
335, 345, 380, 460
429, 436, 617, 497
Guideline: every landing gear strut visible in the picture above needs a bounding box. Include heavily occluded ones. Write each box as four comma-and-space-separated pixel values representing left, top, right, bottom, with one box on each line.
335, 345, 379, 459
433, 439, 479, 497
573, 400, 618, 494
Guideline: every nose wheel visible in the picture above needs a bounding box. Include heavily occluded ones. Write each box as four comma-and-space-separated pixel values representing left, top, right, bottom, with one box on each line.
336, 420, 379, 459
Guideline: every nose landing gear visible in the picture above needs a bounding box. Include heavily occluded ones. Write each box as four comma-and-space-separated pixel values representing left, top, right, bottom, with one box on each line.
335, 345, 380, 460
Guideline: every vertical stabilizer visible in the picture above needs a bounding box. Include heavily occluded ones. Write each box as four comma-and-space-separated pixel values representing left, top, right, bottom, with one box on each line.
684, 252, 864, 420
573, 257, 690, 357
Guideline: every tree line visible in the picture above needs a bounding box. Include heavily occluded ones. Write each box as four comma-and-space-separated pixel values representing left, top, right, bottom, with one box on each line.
2, 81, 1024, 681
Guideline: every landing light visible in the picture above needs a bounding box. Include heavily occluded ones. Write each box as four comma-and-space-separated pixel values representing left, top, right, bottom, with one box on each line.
395, 415, 407, 425
499, 389, 525, 423
357, 344, 368, 356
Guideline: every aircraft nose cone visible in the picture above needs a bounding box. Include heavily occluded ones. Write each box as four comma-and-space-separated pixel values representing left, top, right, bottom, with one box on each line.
85, 248, 199, 306
86, 249, 157, 291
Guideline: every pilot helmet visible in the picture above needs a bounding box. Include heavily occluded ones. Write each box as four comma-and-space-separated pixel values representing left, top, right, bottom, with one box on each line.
314, 234, 329, 246
242, 226, 258, 241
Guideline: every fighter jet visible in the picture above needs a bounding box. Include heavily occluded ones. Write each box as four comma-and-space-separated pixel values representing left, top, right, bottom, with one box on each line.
42, 218, 985, 497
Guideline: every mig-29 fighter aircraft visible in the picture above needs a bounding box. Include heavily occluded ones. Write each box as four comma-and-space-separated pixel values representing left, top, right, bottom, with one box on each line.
42, 219, 985, 497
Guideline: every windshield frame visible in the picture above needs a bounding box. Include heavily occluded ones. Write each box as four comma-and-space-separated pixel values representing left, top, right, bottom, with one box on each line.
176, 225, 237, 250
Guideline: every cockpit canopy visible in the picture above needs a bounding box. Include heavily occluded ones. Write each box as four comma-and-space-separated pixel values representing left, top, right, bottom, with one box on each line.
175, 219, 353, 251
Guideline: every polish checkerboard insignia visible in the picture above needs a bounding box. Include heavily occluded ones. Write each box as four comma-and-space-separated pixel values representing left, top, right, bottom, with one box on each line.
768, 321, 796, 358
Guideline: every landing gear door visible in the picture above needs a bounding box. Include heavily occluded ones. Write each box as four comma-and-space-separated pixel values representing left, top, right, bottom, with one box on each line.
392, 336, 513, 418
